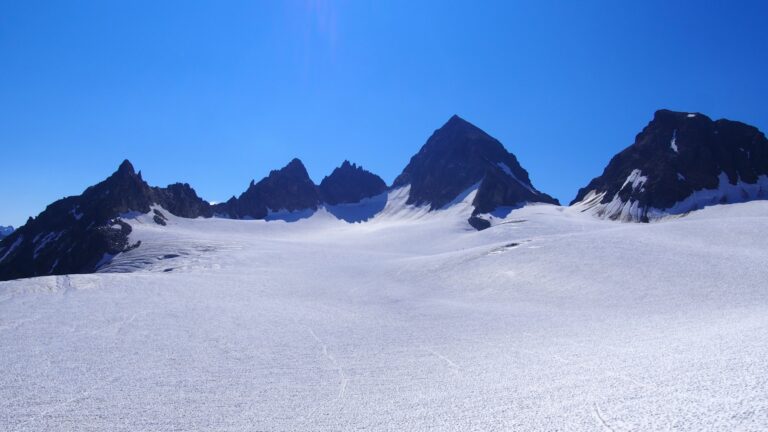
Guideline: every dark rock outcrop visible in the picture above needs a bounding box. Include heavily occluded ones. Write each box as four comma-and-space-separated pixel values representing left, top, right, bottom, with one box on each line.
392, 115, 558, 219
0, 160, 212, 281
467, 215, 491, 231
214, 158, 320, 218
571, 110, 768, 222
319, 161, 387, 205
254, 158, 320, 212
153, 183, 213, 219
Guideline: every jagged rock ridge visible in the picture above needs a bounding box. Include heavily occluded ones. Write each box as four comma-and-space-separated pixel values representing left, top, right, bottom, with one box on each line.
319, 161, 387, 205
571, 109, 768, 222
0, 160, 212, 281
214, 158, 321, 218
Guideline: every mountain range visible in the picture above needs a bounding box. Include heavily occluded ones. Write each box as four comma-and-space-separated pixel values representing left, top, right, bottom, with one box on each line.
1, 110, 766, 281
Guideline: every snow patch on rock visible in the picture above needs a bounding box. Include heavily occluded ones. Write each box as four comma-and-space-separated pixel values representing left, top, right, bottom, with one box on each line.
670, 129, 678, 153
496, 162, 537, 194
573, 172, 768, 222
0, 235, 23, 263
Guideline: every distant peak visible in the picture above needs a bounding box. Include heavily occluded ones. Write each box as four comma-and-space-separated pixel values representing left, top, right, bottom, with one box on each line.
437, 114, 485, 135
319, 160, 387, 205
339, 160, 360, 170
117, 159, 136, 175
445, 114, 469, 126
270, 158, 311, 180
285, 158, 306, 170
105, 159, 143, 184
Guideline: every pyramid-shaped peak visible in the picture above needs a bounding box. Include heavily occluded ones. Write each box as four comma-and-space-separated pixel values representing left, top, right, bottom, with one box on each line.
286, 157, 305, 168
264, 158, 312, 181
447, 114, 465, 123
281, 158, 309, 174
116, 159, 136, 175
233, 157, 320, 214
104, 159, 144, 184
393, 116, 558, 211
441, 114, 482, 131
429, 115, 497, 147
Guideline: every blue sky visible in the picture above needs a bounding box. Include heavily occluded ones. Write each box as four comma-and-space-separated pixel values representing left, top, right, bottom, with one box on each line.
1, 1, 767, 226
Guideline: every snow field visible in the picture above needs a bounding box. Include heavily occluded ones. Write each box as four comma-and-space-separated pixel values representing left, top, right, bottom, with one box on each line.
2, 197, 768, 431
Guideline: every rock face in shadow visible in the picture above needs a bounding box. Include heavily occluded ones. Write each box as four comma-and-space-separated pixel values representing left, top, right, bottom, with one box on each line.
467, 215, 491, 231
392, 115, 558, 218
319, 161, 387, 205
571, 110, 768, 222
0, 160, 212, 281
214, 158, 321, 219
155, 183, 213, 219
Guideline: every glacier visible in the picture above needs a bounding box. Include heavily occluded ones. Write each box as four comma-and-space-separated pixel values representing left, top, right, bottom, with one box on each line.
1, 194, 768, 431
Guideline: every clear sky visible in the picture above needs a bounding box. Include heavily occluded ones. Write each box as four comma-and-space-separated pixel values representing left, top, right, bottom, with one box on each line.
1, 1, 767, 226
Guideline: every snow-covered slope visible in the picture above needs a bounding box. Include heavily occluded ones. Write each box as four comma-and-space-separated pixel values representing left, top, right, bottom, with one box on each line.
2, 197, 768, 431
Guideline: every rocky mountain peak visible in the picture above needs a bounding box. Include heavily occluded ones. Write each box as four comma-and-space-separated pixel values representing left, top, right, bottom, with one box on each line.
571, 109, 768, 221
392, 115, 558, 215
214, 158, 320, 219
117, 159, 136, 175
264, 158, 313, 185
319, 161, 387, 205
443, 114, 476, 130
283, 157, 309, 173
0, 161, 213, 281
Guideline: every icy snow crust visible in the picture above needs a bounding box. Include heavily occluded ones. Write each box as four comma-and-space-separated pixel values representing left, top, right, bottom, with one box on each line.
2, 190, 768, 431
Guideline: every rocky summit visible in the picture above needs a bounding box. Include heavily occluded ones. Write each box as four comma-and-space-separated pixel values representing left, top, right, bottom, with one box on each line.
571, 109, 768, 222
0, 160, 211, 281
214, 158, 320, 219
319, 161, 387, 205
392, 115, 558, 217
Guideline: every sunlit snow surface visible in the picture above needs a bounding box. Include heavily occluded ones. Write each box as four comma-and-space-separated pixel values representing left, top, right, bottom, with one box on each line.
2, 197, 768, 431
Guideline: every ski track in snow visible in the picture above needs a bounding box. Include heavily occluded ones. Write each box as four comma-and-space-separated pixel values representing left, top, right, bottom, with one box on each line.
593, 402, 617, 432
423, 346, 462, 372
1, 199, 768, 431
307, 327, 349, 401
